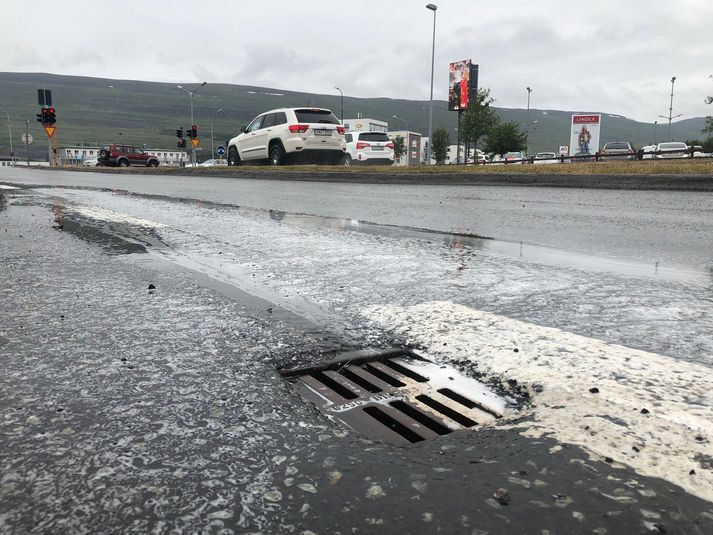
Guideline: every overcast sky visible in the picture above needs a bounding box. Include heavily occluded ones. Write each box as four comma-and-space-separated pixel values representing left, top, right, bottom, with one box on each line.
4, 0, 712, 122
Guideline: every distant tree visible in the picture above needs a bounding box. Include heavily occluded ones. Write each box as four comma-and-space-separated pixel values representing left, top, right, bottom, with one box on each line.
392, 135, 406, 160
483, 122, 527, 156
460, 88, 500, 150
431, 128, 450, 164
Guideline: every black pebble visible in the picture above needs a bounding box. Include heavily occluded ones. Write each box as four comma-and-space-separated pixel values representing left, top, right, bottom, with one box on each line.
640, 408, 650, 414
148, 283, 156, 290
632, 446, 640, 452
689, 469, 696, 475
604, 456, 614, 463
513, 348, 519, 353
589, 387, 600, 394
493, 488, 510, 505
267, 307, 273, 313
56, 408, 64, 412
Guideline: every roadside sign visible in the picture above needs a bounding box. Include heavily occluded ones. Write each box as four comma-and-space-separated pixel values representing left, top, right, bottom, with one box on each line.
43, 126, 56, 138
558, 145, 569, 155
191, 138, 200, 148
216, 145, 226, 156
21, 133, 33, 145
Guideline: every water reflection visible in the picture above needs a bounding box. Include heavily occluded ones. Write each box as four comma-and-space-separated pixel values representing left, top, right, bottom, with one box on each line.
0, 192, 6, 212
52, 198, 64, 230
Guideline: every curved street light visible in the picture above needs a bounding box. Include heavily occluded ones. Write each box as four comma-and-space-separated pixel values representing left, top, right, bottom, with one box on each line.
177, 81, 207, 166
525, 87, 532, 155
392, 114, 409, 131
210, 108, 223, 160
334, 87, 344, 123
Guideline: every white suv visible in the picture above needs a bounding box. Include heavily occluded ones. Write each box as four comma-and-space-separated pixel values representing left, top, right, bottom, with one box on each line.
344, 131, 395, 165
227, 107, 346, 166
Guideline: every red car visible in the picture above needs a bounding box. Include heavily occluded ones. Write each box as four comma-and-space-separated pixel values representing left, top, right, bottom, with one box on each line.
98, 144, 159, 167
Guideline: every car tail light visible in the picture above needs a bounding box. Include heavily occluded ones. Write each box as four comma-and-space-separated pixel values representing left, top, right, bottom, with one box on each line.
356, 142, 370, 149
336, 126, 345, 135
288, 124, 309, 134
386, 142, 394, 149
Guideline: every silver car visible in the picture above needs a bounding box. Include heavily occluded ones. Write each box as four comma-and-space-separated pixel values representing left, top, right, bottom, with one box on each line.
654, 141, 689, 159
600, 141, 635, 160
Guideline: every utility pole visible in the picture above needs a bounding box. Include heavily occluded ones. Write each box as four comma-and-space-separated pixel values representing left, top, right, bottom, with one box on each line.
334, 87, 344, 123
25, 119, 29, 166
177, 82, 207, 167
426, 3, 438, 165
525, 87, 532, 155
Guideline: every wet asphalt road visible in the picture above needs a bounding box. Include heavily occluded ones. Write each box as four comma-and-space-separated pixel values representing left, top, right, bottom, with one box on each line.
2, 169, 713, 534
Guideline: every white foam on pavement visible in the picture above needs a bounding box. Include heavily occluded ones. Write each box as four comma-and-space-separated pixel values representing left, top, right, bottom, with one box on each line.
361, 301, 713, 502
0, 184, 20, 189
69, 206, 166, 229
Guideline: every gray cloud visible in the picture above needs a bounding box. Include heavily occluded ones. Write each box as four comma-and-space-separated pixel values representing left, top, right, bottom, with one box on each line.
2, 0, 712, 122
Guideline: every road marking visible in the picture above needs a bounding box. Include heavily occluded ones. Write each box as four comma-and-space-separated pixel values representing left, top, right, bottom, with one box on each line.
362, 301, 713, 502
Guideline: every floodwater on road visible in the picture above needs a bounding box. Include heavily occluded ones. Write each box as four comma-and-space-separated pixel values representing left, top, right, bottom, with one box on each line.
2, 167, 713, 272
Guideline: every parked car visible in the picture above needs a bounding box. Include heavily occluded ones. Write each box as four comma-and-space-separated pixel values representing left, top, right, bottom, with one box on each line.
533, 152, 558, 164
198, 159, 228, 167
640, 145, 657, 159
503, 151, 527, 164
600, 141, 635, 160
690, 145, 707, 157
344, 131, 395, 165
98, 144, 159, 167
82, 157, 100, 167
654, 141, 689, 159
227, 107, 346, 166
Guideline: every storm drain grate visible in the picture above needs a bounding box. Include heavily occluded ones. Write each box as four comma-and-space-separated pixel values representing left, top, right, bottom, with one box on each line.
280, 348, 507, 446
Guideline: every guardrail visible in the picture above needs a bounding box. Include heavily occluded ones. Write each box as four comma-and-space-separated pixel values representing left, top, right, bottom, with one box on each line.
472, 147, 713, 166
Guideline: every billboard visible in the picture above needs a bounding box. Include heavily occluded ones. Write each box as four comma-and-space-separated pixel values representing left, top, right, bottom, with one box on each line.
569, 114, 601, 156
448, 59, 472, 111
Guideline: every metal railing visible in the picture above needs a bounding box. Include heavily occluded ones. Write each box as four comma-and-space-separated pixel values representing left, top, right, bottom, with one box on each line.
473, 147, 712, 166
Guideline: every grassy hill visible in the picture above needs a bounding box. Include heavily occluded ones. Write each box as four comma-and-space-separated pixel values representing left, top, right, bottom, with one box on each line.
0, 72, 709, 161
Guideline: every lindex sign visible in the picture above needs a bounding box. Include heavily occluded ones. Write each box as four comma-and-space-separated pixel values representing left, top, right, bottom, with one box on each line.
43, 125, 56, 138
191, 138, 200, 148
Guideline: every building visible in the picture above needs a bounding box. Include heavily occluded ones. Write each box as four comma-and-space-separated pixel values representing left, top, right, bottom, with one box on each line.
342, 118, 388, 133
388, 130, 422, 166
0, 157, 47, 167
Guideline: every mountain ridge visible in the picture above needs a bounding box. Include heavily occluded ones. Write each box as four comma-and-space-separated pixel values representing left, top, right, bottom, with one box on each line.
0, 72, 708, 159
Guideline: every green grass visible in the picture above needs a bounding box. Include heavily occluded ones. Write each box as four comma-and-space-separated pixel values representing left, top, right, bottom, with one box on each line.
60, 159, 713, 176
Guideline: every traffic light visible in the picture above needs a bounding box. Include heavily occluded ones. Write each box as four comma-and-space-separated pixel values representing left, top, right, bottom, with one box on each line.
177, 139, 187, 148
36, 110, 44, 124
176, 127, 183, 139
191, 125, 198, 139
47, 107, 56, 125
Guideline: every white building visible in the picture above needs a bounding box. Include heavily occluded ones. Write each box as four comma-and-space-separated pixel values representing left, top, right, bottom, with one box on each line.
342, 117, 389, 133
388, 130, 422, 166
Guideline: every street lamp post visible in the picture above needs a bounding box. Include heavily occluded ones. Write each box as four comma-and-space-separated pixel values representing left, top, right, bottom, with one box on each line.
210, 108, 223, 160
177, 81, 207, 166
392, 114, 409, 131
525, 87, 532, 155
426, 3, 437, 165
657, 76, 682, 141
653, 120, 657, 145
5, 111, 13, 165
334, 87, 344, 123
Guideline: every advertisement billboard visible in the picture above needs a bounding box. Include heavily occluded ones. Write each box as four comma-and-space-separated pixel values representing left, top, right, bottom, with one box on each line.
448, 59, 472, 111
569, 114, 601, 156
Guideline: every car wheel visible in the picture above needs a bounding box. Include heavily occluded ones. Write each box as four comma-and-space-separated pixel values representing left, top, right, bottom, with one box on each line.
228, 146, 242, 166
147, 160, 159, 167
343, 154, 352, 166
118, 159, 129, 167
268, 142, 286, 166
99, 149, 109, 160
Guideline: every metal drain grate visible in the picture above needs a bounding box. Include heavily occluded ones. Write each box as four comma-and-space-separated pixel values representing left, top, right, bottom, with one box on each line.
280, 348, 506, 446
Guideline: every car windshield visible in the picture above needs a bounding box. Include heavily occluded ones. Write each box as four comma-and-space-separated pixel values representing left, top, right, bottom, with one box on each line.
659, 142, 686, 149
605, 142, 629, 150
295, 109, 340, 124
536, 153, 556, 158
358, 133, 390, 142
